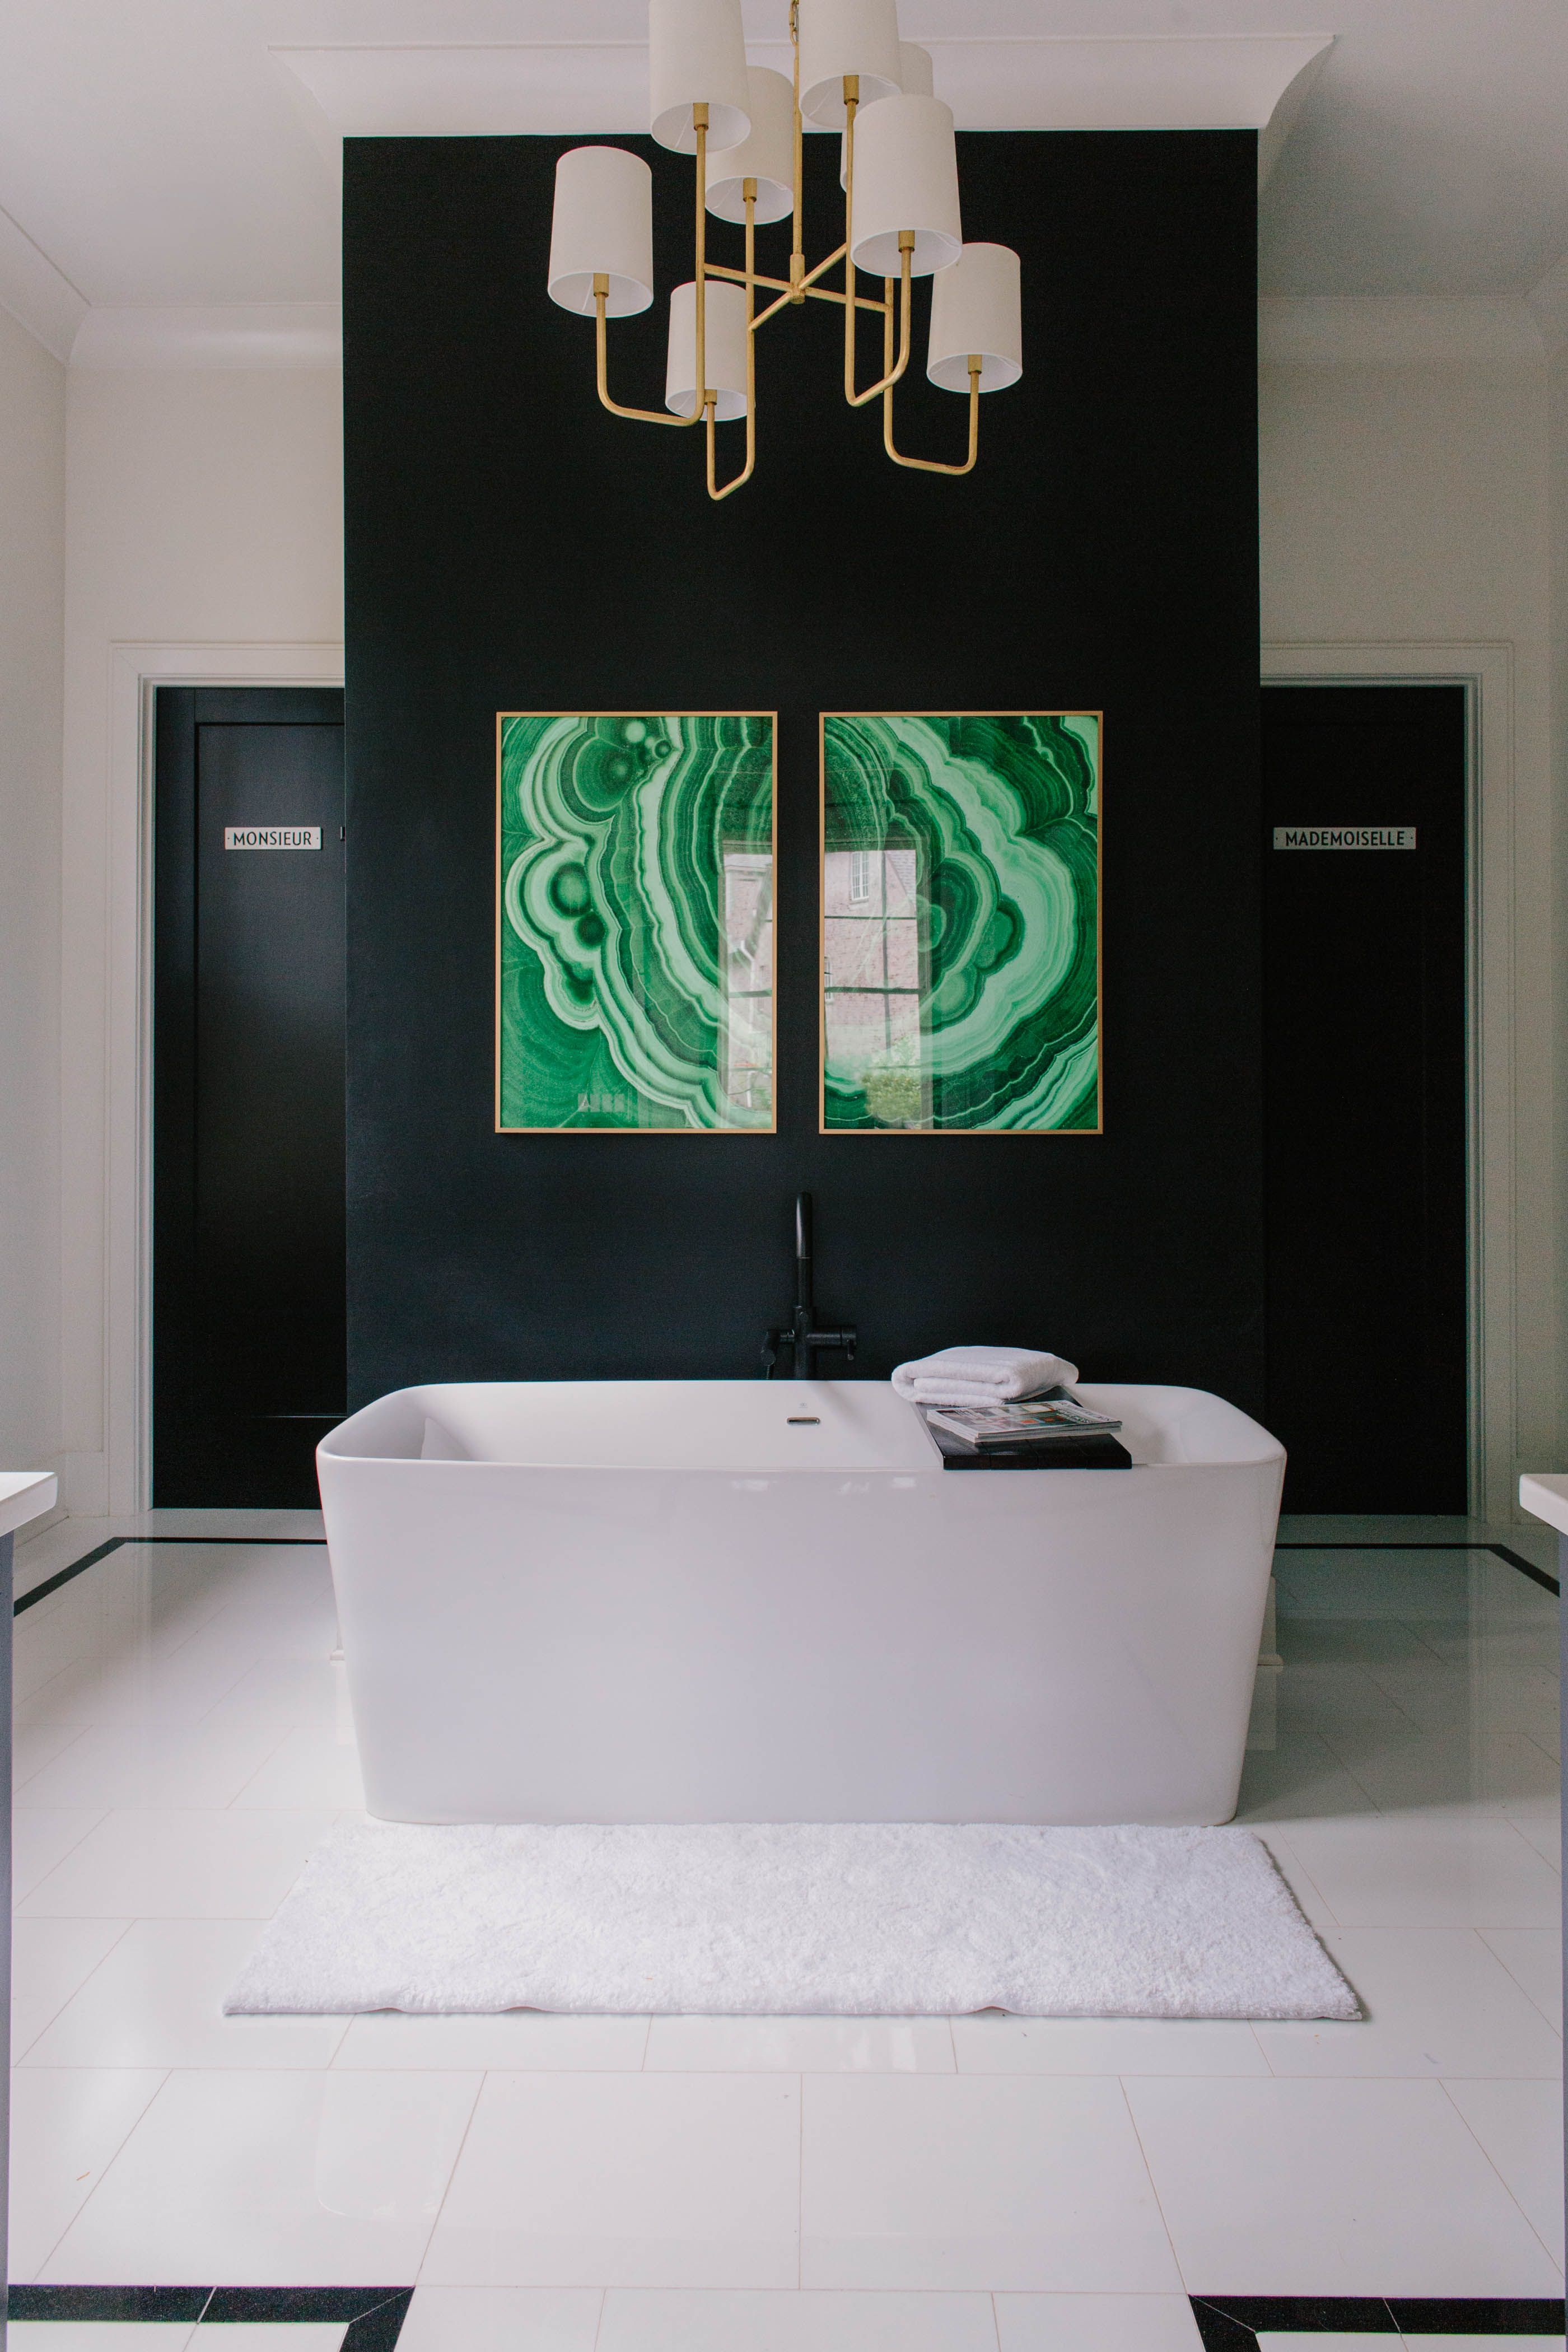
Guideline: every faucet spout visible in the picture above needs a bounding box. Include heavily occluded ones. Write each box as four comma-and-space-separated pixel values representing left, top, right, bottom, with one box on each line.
761, 1193, 856, 1379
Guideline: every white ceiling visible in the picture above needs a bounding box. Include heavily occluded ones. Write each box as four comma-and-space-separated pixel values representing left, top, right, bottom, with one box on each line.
0, 0, 1564, 358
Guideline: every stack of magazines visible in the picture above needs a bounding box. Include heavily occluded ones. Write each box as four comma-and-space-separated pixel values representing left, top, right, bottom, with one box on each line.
925, 1397, 1124, 1449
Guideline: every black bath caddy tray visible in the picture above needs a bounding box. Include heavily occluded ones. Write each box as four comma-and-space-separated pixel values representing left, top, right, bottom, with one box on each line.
924, 1420, 1132, 1471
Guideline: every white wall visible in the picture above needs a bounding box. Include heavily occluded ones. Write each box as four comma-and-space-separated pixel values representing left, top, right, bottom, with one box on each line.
0, 304, 66, 1480
60, 367, 343, 1512
1259, 350, 1558, 1507
1551, 343, 1568, 1462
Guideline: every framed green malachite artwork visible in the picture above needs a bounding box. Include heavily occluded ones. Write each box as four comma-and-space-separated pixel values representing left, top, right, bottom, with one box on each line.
496, 712, 776, 1132
820, 712, 1102, 1135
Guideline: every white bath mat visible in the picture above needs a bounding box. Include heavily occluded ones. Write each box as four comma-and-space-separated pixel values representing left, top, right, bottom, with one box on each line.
224, 1821, 1357, 2020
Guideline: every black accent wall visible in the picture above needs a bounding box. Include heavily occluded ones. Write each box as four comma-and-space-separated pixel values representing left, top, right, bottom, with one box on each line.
343, 131, 1263, 1406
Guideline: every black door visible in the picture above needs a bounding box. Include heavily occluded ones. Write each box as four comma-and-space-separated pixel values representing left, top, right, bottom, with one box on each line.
154, 688, 347, 1505
1262, 684, 1468, 1513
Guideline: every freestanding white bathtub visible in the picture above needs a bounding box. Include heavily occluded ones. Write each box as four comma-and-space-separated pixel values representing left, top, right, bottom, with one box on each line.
317, 1380, 1284, 1828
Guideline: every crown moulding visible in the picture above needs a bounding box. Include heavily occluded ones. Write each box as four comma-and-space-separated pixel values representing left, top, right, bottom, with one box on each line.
270, 34, 1334, 160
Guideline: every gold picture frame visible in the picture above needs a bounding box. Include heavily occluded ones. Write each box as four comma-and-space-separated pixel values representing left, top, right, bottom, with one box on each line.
819, 710, 1103, 1136
496, 711, 778, 1134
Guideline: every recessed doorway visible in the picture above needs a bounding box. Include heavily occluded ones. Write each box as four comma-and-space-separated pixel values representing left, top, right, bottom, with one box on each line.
1261, 683, 1469, 1514
152, 685, 347, 1506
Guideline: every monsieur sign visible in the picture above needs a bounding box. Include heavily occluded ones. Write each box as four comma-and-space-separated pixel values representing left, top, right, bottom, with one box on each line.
224, 827, 322, 850
1273, 826, 1415, 851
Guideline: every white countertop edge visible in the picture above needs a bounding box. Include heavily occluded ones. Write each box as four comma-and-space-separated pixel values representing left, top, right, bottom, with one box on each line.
1518, 1473, 1568, 1540
0, 1471, 59, 1540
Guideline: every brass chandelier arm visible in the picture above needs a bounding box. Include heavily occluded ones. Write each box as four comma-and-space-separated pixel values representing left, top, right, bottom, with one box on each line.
884, 356, 983, 474
594, 286, 699, 424
707, 185, 757, 501
846, 240, 912, 407
591, 120, 711, 430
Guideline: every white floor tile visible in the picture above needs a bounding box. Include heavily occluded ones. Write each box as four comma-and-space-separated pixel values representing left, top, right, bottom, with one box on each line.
20, 1917, 349, 2070
18, 1719, 293, 1810
7, 2067, 167, 2280
12, 1807, 108, 1901
994, 2294, 1205, 2350
15, 1648, 259, 1733
643, 2017, 955, 2073
1254, 1928, 1564, 2078
198, 1656, 352, 1730
1503, 1794, 1563, 1869
596, 2288, 1001, 2350
1320, 1726, 1560, 1817
1480, 1928, 1564, 2030
39, 2068, 480, 2285
1279, 1812, 1563, 1929
1252, 1832, 1342, 1928
396, 2287, 605, 2351
1408, 2340, 1566, 2350
333, 2010, 649, 2071
6, 2328, 195, 2352
13, 1716, 91, 1788
1443, 2076, 1566, 2263
1233, 1731, 1379, 1825
230, 1726, 366, 1809
1254, 2338, 1392, 2351
800, 2075, 1180, 2292
1125, 2075, 1564, 2294
951, 2015, 1268, 2076
421, 2072, 800, 2289
12, 1917, 132, 2058
18, 1808, 334, 1918
189, 2328, 348, 2351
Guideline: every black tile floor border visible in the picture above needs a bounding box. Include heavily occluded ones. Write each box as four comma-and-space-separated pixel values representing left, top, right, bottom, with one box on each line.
7, 2284, 414, 2342
1190, 2295, 1568, 2345
1272, 1539, 1560, 1597
18, 1532, 1556, 1620
13, 1534, 328, 1616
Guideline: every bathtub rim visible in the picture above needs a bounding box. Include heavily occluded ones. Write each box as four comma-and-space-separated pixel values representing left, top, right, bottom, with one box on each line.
317, 1378, 1286, 1477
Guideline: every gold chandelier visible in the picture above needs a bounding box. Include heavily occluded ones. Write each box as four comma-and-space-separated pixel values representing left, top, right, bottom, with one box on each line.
546, 0, 1023, 501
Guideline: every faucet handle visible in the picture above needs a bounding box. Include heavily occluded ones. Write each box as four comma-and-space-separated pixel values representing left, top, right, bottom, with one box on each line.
760, 1328, 782, 1380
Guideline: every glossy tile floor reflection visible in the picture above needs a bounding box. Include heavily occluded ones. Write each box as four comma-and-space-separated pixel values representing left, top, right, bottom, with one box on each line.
9, 1514, 1564, 2352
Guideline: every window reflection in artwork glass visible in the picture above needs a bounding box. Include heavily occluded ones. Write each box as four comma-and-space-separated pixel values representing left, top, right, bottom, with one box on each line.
821, 713, 1100, 1134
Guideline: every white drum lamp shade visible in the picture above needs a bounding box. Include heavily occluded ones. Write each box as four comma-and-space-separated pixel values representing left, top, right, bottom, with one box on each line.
840, 45, 931, 188
650, 0, 752, 152
665, 278, 750, 419
547, 147, 655, 316
849, 95, 962, 277
797, 0, 903, 127
707, 67, 795, 222
927, 242, 1023, 391
898, 43, 935, 96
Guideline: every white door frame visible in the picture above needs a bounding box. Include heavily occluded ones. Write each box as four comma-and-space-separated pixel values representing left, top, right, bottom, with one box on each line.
1261, 641, 1516, 1524
104, 642, 345, 1516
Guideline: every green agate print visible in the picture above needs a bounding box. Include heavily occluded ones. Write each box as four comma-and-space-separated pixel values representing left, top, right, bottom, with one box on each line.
821, 713, 1101, 1133
497, 713, 775, 1131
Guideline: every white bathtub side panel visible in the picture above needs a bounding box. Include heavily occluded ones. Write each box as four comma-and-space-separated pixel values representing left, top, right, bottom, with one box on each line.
319, 1455, 1282, 1827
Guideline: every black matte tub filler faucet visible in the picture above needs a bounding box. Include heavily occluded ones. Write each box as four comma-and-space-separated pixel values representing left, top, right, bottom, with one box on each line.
762, 1192, 857, 1379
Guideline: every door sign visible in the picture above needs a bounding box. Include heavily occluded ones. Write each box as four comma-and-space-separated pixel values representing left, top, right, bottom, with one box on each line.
1273, 826, 1415, 851
224, 827, 323, 850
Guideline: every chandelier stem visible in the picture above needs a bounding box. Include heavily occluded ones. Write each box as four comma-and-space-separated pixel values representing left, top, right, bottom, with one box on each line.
693, 106, 708, 427
841, 84, 859, 400
788, 0, 804, 300
884, 356, 983, 474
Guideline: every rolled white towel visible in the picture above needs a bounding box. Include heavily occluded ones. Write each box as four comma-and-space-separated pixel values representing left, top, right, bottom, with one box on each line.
891, 1344, 1079, 1406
